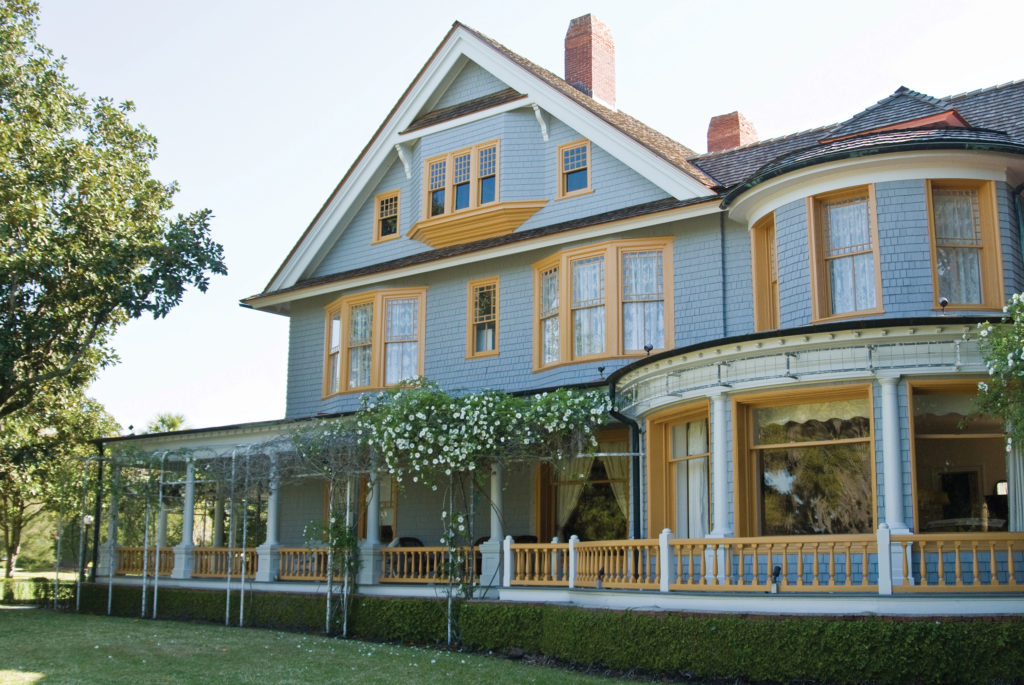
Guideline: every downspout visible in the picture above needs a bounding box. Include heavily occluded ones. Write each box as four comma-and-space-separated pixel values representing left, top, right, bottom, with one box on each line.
720, 211, 727, 338
608, 383, 642, 540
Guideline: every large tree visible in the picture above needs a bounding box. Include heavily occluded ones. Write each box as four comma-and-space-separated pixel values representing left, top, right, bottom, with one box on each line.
0, 386, 118, 577
0, 0, 226, 420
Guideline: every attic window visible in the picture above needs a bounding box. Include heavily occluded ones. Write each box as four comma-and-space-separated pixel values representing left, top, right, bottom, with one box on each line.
423, 141, 499, 219
373, 190, 400, 243
558, 139, 591, 199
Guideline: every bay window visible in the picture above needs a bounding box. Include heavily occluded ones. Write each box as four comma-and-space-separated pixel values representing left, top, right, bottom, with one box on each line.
322, 288, 426, 396
533, 238, 672, 369
422, 140, 499, 219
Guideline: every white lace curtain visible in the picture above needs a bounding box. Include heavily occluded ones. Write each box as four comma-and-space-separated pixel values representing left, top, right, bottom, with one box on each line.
571, 257, 605, 356
384, 298, 418, 385
672, 419, 709, 538
933, 188, 982, 304
555, 456, 594, 538
823, 196, 875, 314
621, 250, 664, 352
348, 303, 373, 388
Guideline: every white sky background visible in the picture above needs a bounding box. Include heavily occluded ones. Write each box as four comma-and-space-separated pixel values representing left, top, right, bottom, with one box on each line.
34, 0, 1024, 434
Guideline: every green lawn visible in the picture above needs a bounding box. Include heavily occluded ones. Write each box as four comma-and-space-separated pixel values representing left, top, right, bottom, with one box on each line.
0, 608, 625, 684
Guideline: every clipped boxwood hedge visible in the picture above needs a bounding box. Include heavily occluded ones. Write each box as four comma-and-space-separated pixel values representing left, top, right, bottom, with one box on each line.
66, 584, 1024, 684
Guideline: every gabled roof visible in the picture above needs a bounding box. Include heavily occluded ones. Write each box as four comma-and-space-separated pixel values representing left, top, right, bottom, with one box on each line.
256, 21, 717, 304
824, 86, 953, 140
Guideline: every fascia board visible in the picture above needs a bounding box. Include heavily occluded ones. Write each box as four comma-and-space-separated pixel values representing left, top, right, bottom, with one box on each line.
247, 200, 719, 311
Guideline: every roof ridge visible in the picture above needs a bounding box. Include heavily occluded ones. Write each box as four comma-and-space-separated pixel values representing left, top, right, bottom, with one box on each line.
688, 123, 837, 160
945, 76, 1024, 101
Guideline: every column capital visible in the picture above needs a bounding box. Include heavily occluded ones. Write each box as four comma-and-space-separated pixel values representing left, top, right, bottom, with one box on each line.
876, 373, 902, 386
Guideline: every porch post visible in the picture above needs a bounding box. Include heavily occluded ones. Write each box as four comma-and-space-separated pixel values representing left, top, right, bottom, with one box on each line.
708, 390, 732, 537
213, 483, 225, 547
256, 455, 280, 582
172, 460, 195, 579
879, 375, 908, 532
156, 502, 168, 547
478, 462, 504, 593
98, 465, 119, 577
358, 474, 382, 585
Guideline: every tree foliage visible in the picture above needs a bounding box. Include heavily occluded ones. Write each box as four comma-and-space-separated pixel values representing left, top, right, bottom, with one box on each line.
0, 0, 227, 420
976, 292, 1024, 447
145, 412, 187, 433
0, 386, 118, 576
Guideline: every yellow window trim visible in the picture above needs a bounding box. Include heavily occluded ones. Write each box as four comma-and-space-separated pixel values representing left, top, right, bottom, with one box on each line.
925, 179, 1003, 311
466, 276, 500, 359
371, 190, 401, 244
731, 383, 877, 537
421, 139, 500, 220
556, 139, 592, 200
531, 237, 674, 372
322, 287, 427, 397
751, 212, 779, 331
646, 401, 711, 536
807, 185, 884, 322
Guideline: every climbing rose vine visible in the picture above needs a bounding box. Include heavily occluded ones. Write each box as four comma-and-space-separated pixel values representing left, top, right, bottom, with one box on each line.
976, 293, 1024, 449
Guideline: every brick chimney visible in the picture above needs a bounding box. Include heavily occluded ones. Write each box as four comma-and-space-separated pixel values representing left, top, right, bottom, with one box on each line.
707, 111, 758, 153
564, 14, 615, 109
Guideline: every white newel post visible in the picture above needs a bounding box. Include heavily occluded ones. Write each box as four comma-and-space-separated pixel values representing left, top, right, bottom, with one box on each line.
256, 456, 280, 582
658, 528, 671, 592
502, 535, 513, 587
568, 535, 579, 589
709, 390, 732, 537
358, 474, 382, 585
172, 460, 195, 579
876, 524, 893, 595
478, 462, 504, 593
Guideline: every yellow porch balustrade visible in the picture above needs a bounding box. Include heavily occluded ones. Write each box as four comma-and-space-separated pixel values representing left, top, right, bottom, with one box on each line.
893, 532, 1024, 592
278, 547, 337, 581
509, 542, 569, 586
191, 548, 259, 578
575, 539, 660, 589
115, 547, 173, 576
670, 535, 878, 592
379, 546, 479, 584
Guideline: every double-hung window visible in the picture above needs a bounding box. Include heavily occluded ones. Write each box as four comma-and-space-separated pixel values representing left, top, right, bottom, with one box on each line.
323, 288, 426, 395
373, 190, 400, 243
557, 139, 591, 199
751, 212, 779, 330
467, 277, 499, 358
422, 141, 499, 218
808, 185, 881, 320
926, 179, 1002, 310
533, 238, 672, 369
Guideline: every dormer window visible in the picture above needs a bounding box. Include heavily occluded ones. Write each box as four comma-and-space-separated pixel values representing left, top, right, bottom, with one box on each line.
423, 141, 499, 218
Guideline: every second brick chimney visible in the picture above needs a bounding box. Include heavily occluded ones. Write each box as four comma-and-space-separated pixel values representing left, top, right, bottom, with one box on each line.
707, 111, 758, 153
565, 14, 615, 109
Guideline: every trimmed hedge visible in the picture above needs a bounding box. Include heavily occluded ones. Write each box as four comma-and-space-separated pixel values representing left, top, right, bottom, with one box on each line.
65, 584, 1024, 684
1, 576, 75, 607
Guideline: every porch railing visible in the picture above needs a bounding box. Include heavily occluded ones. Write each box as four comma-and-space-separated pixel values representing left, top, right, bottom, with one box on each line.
892, 532, 1024, 592
576, 539, 660, 589
670, 535, 878, 592
278, 547, 336, 581
379, 546, 478, 584
509, 542, 569, 586
192, 547, 259, 578
115, 546, 173, 576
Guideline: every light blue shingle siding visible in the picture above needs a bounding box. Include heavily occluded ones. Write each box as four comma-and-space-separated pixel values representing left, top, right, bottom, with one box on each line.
876, 179, 934, 318
433, 60, 510, 109
999, 181, 1024, 298
775, 197, 813, 329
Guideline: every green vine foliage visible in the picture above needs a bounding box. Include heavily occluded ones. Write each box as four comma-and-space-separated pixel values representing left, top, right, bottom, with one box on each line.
303, 513, 361, 582
975, 293, 1024, 448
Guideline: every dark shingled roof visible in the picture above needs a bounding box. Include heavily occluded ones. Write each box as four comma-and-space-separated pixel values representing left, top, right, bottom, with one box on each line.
692, 79, 1024, 192
403, 87, 526, 133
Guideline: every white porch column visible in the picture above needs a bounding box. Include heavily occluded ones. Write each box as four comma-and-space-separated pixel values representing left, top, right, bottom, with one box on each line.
708, 390, 732, 537
98, 465, 120, 577
358, 474, 382, 585
212, 484, 225, 547
171, 460, 195, 579
256, 456, 281, 582
156, 502, 168, 547
479, 462, 504, 595
879, 375, 909, 532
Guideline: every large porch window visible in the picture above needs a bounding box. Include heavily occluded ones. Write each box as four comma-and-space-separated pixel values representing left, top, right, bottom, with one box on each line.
646, 402, 711, 538
910, 383, 1007, 532
735, 387, 875, 536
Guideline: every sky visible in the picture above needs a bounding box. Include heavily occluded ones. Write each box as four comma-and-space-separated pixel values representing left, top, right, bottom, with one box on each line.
32, 0, 1024, 434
